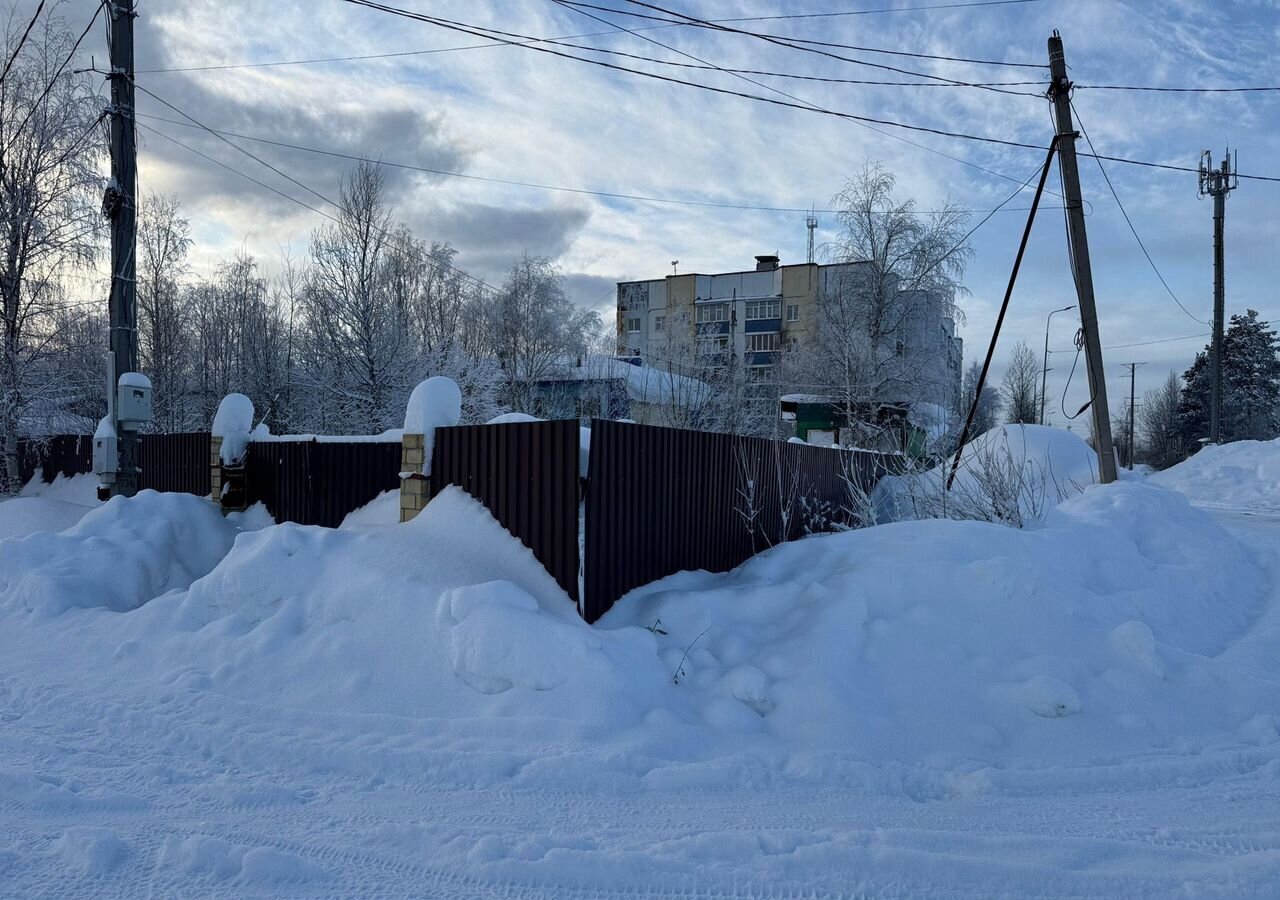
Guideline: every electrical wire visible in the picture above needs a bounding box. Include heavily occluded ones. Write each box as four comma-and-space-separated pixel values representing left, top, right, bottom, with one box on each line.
344, 0, 1041, 97
339, 1, 1045, 148
134, 110, 1067, 217
578, 0, 1047, 67
1071, 99, 1208, 325
673, 0, 1048, 24
1076, 84, 1280, 94
0, 0, 46, 86
2, 1, 103, 151
130, 89, 503, 299
1049, 332, 1211, 353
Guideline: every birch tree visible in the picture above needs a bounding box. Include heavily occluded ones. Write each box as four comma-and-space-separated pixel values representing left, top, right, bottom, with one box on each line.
0, 9, 104, 490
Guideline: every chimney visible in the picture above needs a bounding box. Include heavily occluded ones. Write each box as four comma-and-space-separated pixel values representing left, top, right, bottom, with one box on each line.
755, 254, 780, 272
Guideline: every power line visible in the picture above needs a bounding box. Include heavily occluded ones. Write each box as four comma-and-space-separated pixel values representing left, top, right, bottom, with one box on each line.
1076, 84, 1280, 94
340, 1, 1045, 148
0, 0, 45, 86
130, 86, 503, 298
3, 1, 103, 151
565, 1, 1046, 68
1049, 332, 1210, 353
135, 110, 1069, 216
1070, 99, 1208, 325
709, 0, 1048, 23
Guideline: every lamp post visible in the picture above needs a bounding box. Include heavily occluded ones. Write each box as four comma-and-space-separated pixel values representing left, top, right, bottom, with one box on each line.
1041, 304, 1075, 425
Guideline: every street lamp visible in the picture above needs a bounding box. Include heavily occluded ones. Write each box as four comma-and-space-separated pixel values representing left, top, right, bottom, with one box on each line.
1041, 304, 1076, 426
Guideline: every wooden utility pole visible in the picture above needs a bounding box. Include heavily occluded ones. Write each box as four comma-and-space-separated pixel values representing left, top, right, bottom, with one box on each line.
1121, 362, 1144, 470
1199, 150, 1236, 444
105, 0, 139, 496
1047, 31, 1117, 484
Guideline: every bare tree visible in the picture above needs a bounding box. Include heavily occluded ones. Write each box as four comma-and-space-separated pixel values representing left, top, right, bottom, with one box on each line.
0, 8, 105, 490
302, 161, 415, 432
137, 192, 193, 431
959, 360, 1001, 436
1140, 371, 1185, 470
1002, 341, 1041, 425
789, 162, 970, 441
486, 253, 599, 412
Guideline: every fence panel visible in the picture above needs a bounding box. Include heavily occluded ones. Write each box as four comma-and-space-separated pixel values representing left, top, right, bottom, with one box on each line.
429, 419, 580, 604
15, 434, 94, 485
582, 420, 887, 623
245, 439, 400, 527
139, 432, 211, 496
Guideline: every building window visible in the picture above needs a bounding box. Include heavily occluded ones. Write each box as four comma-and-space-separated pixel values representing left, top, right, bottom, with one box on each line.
654, 316, 665, 332
745, 299, 781, 320
697, 335, 729, 354
695, 303, 730, 324
786, 304, 800, 322
747, 333, 780, 352
626, 317, 641, 333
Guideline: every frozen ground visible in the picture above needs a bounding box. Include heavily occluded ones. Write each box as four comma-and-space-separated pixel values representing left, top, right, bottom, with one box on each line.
1, 436, 1279, 898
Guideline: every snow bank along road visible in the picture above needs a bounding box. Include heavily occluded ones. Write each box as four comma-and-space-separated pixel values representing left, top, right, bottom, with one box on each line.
2, 437, 1280, 898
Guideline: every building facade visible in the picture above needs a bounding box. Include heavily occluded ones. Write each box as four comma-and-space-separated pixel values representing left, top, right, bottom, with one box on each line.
616, 255, 963, 416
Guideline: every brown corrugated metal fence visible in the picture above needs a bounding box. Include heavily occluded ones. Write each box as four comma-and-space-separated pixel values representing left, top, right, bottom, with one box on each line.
139, 432, 211, 496
581, 419, 887, 623
429, 419, 581, 604
246, 439, 402, 527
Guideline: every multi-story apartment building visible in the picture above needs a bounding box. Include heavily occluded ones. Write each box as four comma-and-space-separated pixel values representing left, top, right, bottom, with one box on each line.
616, 255, 963, 413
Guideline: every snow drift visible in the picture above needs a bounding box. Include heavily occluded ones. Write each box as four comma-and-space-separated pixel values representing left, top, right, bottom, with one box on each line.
874, 424, 1100, 525
1151, 436, 1280, 511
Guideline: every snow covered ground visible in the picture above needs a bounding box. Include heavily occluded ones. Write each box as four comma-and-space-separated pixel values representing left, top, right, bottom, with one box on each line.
1, 437, 1279, 898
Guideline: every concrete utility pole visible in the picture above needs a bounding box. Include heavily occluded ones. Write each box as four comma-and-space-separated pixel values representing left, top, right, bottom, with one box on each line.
1199, 149, 1237, 444
104, 0, 139, 497
1047, 31, 1118, 484
1041, 304, 1075, 425
1121, 362, 1145, 470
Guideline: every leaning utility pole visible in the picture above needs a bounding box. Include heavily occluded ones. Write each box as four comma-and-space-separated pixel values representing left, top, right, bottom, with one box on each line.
1121, 362, 1145, 470
105, 0, 139, 496
1047, 31, 1117, 484
1198, 149, 1237, 444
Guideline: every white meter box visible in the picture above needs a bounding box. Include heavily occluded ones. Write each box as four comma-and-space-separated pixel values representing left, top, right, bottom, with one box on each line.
116, 372, 153, 425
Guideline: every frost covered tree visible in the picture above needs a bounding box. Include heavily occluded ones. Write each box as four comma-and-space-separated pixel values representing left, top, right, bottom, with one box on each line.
485, 253, 600, 412
301, 161, 415, 433
137, 193, 193, 431
1140, 371, 1185, 469
1177, 310, 1280, 446
958, 360, 1001, 436
0, 8, 105, 491
790, 162, 970, 441
1001, 341, 1041, 425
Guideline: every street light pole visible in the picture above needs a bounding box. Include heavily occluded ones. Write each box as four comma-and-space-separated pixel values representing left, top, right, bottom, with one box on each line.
1041, 304, 1075, 425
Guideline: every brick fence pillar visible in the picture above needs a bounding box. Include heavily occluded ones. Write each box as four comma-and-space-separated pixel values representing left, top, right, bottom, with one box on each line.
400, 432, 428, 523
210, 436, 223, 503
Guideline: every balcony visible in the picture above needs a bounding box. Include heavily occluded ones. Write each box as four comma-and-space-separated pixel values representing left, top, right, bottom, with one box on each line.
696, 321, 731, 336
744, 317, 781, 334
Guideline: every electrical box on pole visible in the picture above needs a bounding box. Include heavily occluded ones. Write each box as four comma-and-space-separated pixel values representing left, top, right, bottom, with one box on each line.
1047, 31, 1118, 485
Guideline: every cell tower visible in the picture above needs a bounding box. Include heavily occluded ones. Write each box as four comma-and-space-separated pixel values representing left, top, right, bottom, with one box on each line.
805, 210, 818, 264
1198, 148, 1238, 444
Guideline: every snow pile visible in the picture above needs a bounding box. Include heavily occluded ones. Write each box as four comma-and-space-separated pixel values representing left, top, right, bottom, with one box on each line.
338, 490, 399, 529
0, 491, 239, 617
212, 393, 256, 464
404, 376, 462, 475
486, 412, 542, 424
874, 424, 1100, 525
605, 478, 1267, 761
108, 487, 663, 723
1151, 437, 1280, 511
0, 474, 100, 540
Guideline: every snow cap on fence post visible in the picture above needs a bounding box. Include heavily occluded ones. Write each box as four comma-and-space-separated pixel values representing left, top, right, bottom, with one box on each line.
404, 376, 462, 477
400, 377, 461, 523
211, 393, 255, 465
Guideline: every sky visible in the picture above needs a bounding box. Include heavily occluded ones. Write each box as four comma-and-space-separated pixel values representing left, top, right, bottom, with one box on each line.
17, 0, 1280, 417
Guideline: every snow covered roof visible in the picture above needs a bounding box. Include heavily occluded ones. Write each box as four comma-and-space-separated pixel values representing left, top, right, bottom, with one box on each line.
539, 357, 711, 408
